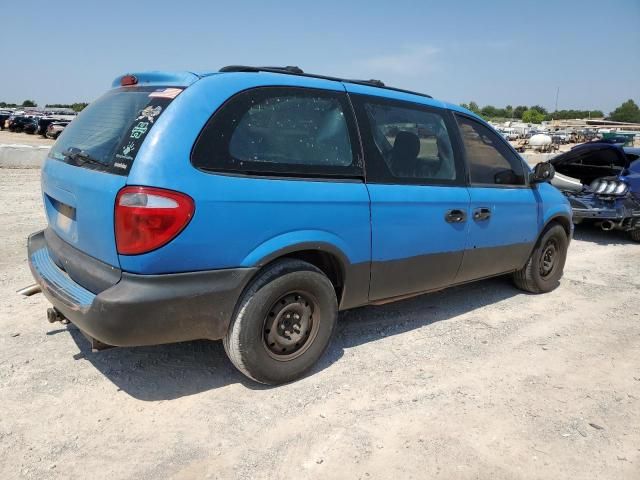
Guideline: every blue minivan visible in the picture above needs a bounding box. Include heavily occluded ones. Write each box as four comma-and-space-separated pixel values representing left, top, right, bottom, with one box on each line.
27, 66, 572, 384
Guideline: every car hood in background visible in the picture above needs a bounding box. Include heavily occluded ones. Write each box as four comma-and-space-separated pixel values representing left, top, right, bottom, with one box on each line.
549, 142, 632, 184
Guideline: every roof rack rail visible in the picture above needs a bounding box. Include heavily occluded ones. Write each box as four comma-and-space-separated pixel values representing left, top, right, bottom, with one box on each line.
218, 65, 432, 99
219, 65, 304, 74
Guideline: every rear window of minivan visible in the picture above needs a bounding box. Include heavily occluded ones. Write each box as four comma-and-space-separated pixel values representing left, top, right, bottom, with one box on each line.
50, 87, 181, 175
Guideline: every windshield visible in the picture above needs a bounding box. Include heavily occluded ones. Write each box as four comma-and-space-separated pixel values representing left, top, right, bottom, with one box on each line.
50, 86, 180, 175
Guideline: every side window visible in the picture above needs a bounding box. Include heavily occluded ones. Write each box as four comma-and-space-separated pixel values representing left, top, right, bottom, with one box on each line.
192, 87, 361, 177
356, 97, 461, 184
456, 115, 525, 186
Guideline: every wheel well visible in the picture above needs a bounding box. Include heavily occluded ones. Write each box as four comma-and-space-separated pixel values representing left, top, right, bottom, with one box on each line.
546, 216, 571, 238
278, 250, 344, 301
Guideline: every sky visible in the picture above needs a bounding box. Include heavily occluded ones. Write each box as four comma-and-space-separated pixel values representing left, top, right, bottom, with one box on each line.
1, 0, 639, 113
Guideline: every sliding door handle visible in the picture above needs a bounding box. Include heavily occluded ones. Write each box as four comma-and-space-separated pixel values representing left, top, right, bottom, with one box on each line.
473, 207, 491, 221
445, 209, 467, 223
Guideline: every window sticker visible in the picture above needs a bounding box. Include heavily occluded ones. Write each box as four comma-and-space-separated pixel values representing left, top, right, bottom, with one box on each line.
130, 121, 149, 139
113, 97, 173, 173
136, 105, 162, 123
114, 141, 137, 167
148, 88, 182, 99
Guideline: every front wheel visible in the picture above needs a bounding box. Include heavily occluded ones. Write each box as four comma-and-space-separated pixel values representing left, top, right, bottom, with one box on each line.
223, 259, 338, 385
630, 229, 640, 243
513, 224, 568, 293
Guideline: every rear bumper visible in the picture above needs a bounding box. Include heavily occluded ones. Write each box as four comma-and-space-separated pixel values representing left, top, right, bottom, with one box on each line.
567, 194, 640, 226
572, 206, 640, 221
28, 230, 257, 346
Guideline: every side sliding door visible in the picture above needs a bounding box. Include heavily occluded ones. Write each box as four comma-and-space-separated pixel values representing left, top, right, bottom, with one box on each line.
351, 94, 470, 301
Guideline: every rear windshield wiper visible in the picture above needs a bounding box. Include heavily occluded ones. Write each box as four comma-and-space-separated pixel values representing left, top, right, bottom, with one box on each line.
62, 148, 106, 166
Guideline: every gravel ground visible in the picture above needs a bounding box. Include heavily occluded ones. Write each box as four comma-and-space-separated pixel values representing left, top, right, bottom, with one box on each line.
1, 168, 639, 480
0, 130, 54, 147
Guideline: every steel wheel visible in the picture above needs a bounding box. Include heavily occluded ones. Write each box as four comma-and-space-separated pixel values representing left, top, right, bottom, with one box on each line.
223, 259, 339, 384
263, 291, 320, 361
513, 224, 568, 294
539, 238, 558, 278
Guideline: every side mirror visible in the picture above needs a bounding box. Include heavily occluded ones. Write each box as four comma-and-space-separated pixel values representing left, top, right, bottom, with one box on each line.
530, 162, 555, 183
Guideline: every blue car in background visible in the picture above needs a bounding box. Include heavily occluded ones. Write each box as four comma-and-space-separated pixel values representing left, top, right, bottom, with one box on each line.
550, 142, 640, 241
26, 66, 572, 384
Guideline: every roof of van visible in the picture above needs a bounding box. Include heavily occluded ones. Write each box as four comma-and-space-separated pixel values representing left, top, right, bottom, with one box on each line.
111, 67, 479, 119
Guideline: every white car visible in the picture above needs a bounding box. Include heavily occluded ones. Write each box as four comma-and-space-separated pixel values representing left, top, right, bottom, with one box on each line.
45, 121, 70, 139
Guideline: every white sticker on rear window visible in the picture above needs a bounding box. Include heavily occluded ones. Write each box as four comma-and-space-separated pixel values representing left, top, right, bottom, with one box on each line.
148, 88, 182, 99
136, 105, 162, 123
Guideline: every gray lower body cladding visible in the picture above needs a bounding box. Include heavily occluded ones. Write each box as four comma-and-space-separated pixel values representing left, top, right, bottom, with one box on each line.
28, 230, 257, 346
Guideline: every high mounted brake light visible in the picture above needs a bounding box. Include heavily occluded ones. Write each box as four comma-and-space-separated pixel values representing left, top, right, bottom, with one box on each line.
120, 74, 138, 87
115, 186, 194, 255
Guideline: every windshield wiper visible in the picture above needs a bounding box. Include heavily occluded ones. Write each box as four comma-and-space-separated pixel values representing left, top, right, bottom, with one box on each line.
62, 148, 105, 166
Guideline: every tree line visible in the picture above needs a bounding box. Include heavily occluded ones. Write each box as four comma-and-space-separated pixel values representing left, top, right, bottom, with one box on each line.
459, 99, 639, 124
0, 100, 37, 108
45, 103, 89, 112
0, 100, 88, 112
459, 102, 604, 123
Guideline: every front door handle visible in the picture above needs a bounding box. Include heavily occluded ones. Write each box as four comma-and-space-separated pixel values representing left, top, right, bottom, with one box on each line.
473, 207, 491, 221
445, 209, 467, 223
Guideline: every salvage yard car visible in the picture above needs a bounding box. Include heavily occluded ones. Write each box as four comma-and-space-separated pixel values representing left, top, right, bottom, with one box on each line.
550, 142, 640, 241
0, 110, 12, 130
22, 116, 40, 134
8, 115, 32, 132
24, 66, 572, 384
37, 117, 64, 136
45, 120, 69, 139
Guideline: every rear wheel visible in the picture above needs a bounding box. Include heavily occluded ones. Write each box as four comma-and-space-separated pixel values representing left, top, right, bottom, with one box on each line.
630, 229, 640, 243
513, 224, 568, 293
223, 259, 338, 385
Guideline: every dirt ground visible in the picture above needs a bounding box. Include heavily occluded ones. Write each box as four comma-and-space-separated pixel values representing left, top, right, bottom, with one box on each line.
1, 168, 639, 480
0, 130, 54, 147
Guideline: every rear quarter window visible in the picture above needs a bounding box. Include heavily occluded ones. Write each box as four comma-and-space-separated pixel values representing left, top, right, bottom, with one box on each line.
192, 87, 362, 178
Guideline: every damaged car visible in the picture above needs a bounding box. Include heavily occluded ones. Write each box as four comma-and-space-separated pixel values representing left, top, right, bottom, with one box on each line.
550, 142, 640, 241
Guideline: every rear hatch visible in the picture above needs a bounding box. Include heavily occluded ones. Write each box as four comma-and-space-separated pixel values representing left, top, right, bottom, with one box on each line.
42, 83, 184, 273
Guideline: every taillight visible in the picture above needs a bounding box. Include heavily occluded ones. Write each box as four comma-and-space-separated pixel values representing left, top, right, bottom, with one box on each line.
115, 186, 194, 255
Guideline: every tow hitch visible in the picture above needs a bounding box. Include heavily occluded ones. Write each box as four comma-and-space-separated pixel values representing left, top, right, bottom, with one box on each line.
47, 307, 69, 324
18, 283, 113, 351
46, 309, 114, 351
18, 285, 71, 325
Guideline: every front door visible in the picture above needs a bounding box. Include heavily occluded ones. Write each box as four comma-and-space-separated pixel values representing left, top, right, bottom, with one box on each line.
349, 92, 470, 300
453, 114, 539, 282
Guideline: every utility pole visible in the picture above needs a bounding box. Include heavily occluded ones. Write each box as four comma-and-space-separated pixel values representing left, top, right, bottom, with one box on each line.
554, 87, 559, 113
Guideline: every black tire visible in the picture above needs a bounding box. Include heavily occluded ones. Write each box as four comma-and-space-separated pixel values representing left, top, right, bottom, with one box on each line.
513, 224, 568, 294
223, 259, 338, 385
630, 229, 640, 243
